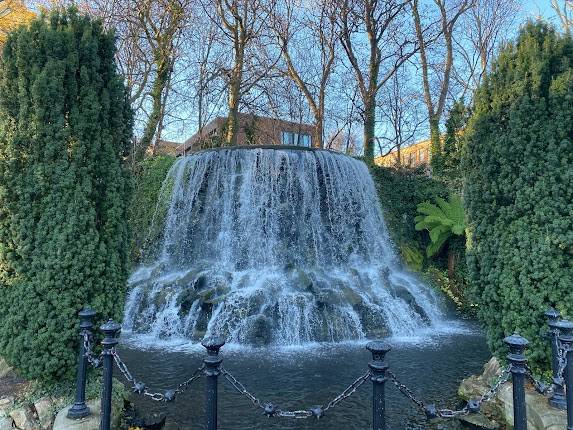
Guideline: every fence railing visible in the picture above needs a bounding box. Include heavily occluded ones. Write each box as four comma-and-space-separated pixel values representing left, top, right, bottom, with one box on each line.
67, 307, 573, 430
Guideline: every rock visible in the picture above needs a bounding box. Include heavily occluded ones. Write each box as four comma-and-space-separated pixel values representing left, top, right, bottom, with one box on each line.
33, 397, 54, 430
459, 413, 500, 429
459, 356, 567, 430
0, 397, 14, 417
289, 268, 313, 291
0, 417, 13, 430
250, 316, 272, 345
482, 357, 502, 382
497, 384, 566, 430
340, 286, 363, 306
0, 358, 12, 379
176, 289, 198, 314
316, 289, 342, 308
53, 400, 100, 430
198, 282, 231, 305
9, 406, 38, 430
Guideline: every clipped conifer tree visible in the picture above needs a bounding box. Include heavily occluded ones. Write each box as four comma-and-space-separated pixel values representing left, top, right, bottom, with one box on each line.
0, 8, 133, 381
464, 22, 573, 368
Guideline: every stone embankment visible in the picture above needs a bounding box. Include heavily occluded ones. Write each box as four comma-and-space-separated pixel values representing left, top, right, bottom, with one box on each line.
0, 358, 122, 430
458, 357, 566, 429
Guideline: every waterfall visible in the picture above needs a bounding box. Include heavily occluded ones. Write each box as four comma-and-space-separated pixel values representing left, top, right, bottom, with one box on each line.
124, 147, 447, 346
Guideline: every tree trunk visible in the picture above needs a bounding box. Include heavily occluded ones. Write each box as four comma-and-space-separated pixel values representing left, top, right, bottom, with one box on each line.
140, 55, 171, 156
429, 114, 441, 155
447, 249, 458, 279
313, 115, 323, 148
363, 96, 376, 161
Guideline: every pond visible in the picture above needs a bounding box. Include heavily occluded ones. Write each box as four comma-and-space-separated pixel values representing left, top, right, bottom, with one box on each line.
117, 322, 490, 430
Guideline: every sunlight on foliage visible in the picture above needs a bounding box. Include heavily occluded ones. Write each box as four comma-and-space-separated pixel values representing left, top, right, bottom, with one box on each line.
414, 195, 465, 257
0, 0, 34, 45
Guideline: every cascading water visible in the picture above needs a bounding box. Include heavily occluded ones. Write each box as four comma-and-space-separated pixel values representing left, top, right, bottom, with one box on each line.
124, 146, 448, 346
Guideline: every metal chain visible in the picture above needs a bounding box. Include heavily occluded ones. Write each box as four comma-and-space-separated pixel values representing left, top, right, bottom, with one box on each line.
387, 365, 511, 420
112, 348, 204, 402
556, 338, 569, 382
387, 370, 426, 411
221, 367, 370, 419
323, 370, 371, 412
82, 332, 102, 368
524, 365, 549, 394
220, 367, 263, 409
478, 365, 511, 404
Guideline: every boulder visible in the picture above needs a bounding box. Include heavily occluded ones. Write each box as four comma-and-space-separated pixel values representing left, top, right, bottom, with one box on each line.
459, 357, 567, 429
33, 397, 54, 430
0, 358, 12, 379
9, 406, 38, 430
497, 384, 566, 430
0, 417, 13, 430
53, 400, 100, 430
459, 413, 500, 429
0, 397, 14, 417
340, 286, 363, 307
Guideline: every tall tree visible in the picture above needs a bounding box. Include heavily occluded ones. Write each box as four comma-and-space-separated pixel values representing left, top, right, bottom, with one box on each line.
337, 0, 419, 161
269, 0, 338, 148
412, 0, 474, 155
464, 22, 573, 369
453, 0, 520, 95
552, 0, 573, 34
206, 0, 276, 146
0, 8, 133, 380
0, 0, 34, 45
87, 0, 190, 157
377, 67, 426, 165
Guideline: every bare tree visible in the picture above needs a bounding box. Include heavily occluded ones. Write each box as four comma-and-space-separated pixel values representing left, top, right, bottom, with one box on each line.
453, 0, 520, 96
412, 0, 474, 152
205, 0, 277, 146
552, 0, 573, 34
88, 0, 191, 156
337, 0, 419, 161
377, 67, 426, 165
269, 0, 338, 148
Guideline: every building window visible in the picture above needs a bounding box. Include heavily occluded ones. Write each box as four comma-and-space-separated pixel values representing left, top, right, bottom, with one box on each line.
409, 152, 415, 165
419, 149, 426, 162
281, 131, 311, 147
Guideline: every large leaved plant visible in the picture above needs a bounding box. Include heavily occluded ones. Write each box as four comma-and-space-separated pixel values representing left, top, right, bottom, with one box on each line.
414, 195, 465, 257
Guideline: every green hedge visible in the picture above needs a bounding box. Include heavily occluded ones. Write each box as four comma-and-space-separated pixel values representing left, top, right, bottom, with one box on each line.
0, 9, 132, 381
464, 22, 573, 369
370, 165, 449, 259
129, 155, 177, 264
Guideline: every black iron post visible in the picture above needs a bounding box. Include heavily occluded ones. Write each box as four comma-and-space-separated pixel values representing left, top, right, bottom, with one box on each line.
557, 320, 573, 430
68, 307, 97, 419
546, 308, 567, 409
367, 341, 391, 430
202, 337, 225, 430
100, 319, 121, 430
504, 333, 529, 430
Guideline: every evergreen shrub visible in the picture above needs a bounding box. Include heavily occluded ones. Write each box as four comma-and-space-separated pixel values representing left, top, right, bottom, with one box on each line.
464, 22, 573, 368
0, 9, 133, 381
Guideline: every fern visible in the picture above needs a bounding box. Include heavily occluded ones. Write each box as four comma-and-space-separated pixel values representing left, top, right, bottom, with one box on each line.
415, 195, 466, 257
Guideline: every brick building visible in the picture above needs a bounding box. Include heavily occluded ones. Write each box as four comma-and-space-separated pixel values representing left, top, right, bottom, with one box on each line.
374, 139, 431, 168
177, 113, 315, 155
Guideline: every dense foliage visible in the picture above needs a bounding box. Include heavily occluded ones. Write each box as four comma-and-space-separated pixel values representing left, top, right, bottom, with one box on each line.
431, 100, 470, 191
0, 9, 133, 381
370, 165, 448, 264
129, 155, 176, 264
464, 22, 573, 368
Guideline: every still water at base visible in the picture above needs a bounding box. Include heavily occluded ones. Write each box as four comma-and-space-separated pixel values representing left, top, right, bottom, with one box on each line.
118, 326, 490, 429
